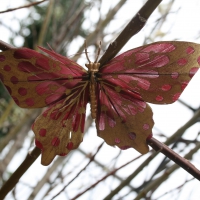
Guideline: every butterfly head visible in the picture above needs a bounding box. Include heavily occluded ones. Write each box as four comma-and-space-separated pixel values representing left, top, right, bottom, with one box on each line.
85, 40, 101, 73
85, 62, 100, 72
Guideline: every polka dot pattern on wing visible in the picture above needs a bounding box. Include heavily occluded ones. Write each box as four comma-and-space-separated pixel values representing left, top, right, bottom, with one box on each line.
35, 139, 43, 150
39, 129, 46, 137
66, 142, 73, 150
59, 153, 67, 156
128, 132, 136, 140
147, 134, 153, 140
173, 93, 181, 102
42, 109, 49, 117
161, 84, 171, 91
25, 98, 35, 106
189, 67, 199, 78
177, 58, 188, 66
18, 87, 27, 96
0, 55, 5, 62
12, 96, 19, 105
51, 137, 60, 146
10, 76, 19, 84
197, 56, 200, 65
5, 86, 12, 94
186, 46, 195, 54
114, 138, 120, 144
181, 81, 189, 90
143, 123, 149, 130
3, 65, 11, 71
155, 95, 163, 102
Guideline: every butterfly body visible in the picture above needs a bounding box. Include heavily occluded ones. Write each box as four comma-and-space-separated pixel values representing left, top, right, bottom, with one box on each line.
85, 62, 100, 119
0, 41, 200, 165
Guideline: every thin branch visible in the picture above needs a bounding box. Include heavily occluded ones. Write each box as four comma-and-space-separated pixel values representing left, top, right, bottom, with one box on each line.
103, 108, 200, 199
0, 99, 14, 127
77, 146, 136, 191
165, 108, 200, 146
154, 178, 194, 199
147, 137, 200, 180
0, 40, 15, 50
0, 0, 48, 14
70, 155, 143, 200
103, 152, 159, 200
0, 147, 41, 200
36, 0, 54, 48
50, 142, 104, 200
73, 0, 127, 59
135, 141, 200, 200
0, 109, 40, 152
98, 0, 163, 67
53, 2, 88, 51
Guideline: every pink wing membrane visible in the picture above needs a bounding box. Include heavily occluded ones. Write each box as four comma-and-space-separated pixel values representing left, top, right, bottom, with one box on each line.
33, 83, 89, 165
96, 41, 200, 153
99, 41, 200, 104
96, 81, 154, 154
0, 48, 88, 108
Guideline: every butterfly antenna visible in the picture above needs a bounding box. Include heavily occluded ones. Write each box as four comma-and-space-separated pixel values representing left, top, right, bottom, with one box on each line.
47, 43, 55, 52
94, 41, 101, 63
84, 40, 91, 63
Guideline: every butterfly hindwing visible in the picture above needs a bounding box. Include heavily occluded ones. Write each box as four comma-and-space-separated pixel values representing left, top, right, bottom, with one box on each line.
96, 82, 154, 153
33, 82, 89, 165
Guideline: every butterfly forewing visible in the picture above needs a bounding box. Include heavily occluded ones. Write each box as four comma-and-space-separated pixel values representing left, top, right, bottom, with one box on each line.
99, 41, 200, 104
0, 48, 87, 108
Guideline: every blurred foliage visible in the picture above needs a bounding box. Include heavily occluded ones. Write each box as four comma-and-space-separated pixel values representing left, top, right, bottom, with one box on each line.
14, 0, 88, 50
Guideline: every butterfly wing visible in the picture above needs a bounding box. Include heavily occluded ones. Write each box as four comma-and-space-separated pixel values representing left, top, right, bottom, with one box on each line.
0, 47, 87, 108
33, 83, 89, 165
96, 82, 154, 153
99, 41, 200, 104
0, 47, 89, 165
97, 41, 200, 153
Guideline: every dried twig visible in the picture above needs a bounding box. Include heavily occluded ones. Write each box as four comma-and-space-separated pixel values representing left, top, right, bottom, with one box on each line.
135, 141, 200, 200
147, 137, 200, 180
70, 155, 143, 200
0, 40, 15, 50
0, 0, 48, 14
0, 147, 41, 200
103, 152, 159, 200
50, 143, 104, 200
98, 0, 163, 67
73, 0, 128, 59
37, 0, 55, 48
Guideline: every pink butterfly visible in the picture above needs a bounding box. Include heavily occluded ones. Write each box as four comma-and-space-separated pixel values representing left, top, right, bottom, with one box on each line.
0, 41, 199, 165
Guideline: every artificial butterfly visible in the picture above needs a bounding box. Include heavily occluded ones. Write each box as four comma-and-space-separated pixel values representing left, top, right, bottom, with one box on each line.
0, 41, 199, 165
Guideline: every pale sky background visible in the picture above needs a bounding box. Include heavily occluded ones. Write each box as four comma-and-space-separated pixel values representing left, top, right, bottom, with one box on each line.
1, 0, 200, 200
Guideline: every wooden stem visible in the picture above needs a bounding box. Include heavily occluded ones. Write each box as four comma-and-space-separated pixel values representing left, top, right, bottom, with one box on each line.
98, 0, 163, 67
0, 40, 15, 51
0, 147, 41, 199
147, 137, 200, 181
